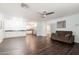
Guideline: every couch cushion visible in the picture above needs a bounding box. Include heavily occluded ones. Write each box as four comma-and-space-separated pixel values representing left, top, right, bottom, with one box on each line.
65, 34, 71, 38
56, 31, 72, 37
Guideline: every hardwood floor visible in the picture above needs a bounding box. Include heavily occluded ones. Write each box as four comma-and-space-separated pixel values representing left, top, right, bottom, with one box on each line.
0, 35, 78, 55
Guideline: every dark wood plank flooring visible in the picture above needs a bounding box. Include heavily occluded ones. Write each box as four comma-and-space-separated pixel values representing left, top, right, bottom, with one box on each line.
0, 35, 78, 55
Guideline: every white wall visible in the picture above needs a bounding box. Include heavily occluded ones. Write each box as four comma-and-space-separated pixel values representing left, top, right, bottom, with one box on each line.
4, 17, 26, 30
4, 16, 37, 38
36, 21, 47, 36
48, 14, 79, 43
4, 31, 26, 38
4, 17, 27, 38
0, 14, 4, 40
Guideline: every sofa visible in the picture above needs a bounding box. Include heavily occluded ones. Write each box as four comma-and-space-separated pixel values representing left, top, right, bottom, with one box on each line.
51, 31, 74, 44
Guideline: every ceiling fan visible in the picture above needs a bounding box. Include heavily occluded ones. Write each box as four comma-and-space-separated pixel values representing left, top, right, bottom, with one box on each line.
21, 3, 29, 8
38, 10, 55, 18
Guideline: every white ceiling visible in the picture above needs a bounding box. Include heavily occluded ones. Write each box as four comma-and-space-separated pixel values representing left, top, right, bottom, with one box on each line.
0, 3, 79, 21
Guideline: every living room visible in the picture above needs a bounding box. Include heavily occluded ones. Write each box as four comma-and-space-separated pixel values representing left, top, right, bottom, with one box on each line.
0, 3, 79, 55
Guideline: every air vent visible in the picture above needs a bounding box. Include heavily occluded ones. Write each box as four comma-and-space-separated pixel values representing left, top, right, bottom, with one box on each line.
21, 3, 29, 8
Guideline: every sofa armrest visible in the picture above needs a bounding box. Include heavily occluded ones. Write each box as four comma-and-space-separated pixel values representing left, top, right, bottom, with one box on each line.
51, 33, 57, 40
64, 35, 74, 44
69, 35, 74, 42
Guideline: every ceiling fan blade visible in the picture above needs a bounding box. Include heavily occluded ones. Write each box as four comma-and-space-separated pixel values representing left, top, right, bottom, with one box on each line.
46, 12, 55, 15
38, 11, 54, 18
